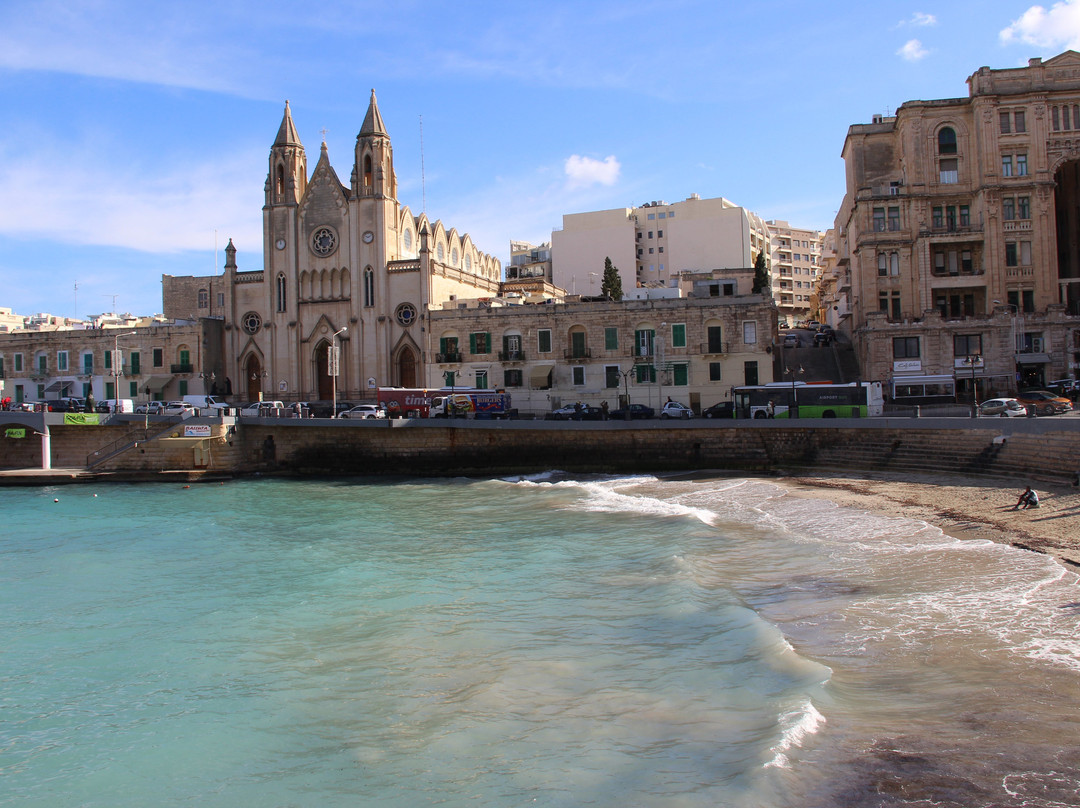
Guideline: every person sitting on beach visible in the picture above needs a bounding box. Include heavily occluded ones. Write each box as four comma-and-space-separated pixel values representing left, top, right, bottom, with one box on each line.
1013, 486, 1039, 510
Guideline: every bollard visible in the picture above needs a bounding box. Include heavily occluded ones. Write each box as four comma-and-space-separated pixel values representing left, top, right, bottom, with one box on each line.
912, 405, 920, 418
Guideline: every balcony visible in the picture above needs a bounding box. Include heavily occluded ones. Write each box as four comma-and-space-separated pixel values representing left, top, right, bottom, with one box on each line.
931, 265, 985, 278
564, 348, 592, 360
171, 363, 194, 374
921, 222, 983, 239
498, 350, 527, 362
435, 352, 462, 364
700, 342, 725, 354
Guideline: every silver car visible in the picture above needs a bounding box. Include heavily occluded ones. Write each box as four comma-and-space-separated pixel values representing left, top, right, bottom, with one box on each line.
978, 398, 1028, 417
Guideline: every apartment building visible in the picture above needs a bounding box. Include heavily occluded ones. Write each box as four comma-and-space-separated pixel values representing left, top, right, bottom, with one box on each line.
766, 220, 823, 327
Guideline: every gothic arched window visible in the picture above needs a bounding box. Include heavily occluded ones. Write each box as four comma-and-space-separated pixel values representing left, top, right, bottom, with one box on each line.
276, 273, 287, 312
364, 154, 373, 187
937, 127, 957, 155
276, 164, 285, 199
364, 266, 375, 308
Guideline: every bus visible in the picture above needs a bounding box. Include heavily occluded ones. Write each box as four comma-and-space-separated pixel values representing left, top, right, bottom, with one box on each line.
734, 381, 884, 419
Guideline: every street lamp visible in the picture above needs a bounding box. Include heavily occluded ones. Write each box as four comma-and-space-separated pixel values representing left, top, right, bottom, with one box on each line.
331, 326, 347, 417
111, 331, 137, 413
789, 364, 804, 418
963, 353, 981, 417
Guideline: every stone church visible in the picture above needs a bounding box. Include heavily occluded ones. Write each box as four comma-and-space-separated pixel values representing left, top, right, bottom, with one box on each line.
163, 91, 502, 404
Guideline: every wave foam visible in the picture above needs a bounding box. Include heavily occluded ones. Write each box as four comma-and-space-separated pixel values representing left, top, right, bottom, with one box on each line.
765, 698, 826, 768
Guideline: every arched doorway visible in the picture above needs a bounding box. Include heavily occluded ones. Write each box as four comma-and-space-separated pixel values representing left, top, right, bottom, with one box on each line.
314, 341, 333, 401
245, 354, 263, 402
398, 346, 417, 387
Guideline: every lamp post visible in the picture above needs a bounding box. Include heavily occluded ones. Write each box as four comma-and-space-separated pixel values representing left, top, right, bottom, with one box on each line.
112, 331, 137, 413
964, 353, 981, 417
331, 327, 347, 417
788, 364, 804, 419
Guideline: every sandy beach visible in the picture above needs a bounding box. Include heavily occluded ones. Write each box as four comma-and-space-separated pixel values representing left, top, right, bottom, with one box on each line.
779, 471, 1080, 568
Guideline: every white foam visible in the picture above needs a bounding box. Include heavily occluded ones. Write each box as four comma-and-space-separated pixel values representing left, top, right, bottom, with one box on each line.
764, 698, 826, 768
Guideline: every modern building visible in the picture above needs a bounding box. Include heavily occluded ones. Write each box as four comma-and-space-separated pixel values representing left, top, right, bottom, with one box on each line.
163, 92, 503, 404
766, 220, 823, 327
550, 195, 773, 299
835, 51, 1080, 402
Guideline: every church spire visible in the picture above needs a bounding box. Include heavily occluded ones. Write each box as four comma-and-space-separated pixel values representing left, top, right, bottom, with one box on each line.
274, 100, 303, 147
359, 89, 388, 137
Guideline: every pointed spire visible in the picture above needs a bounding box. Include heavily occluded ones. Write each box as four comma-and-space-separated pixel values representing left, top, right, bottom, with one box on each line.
274, 100, 303, 147
359, 89, 388, 137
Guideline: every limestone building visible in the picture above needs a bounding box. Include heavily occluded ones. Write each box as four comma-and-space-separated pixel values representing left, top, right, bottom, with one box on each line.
164, 92, 502, 404
836, 51, 1080, 401
766, 220, 823, 327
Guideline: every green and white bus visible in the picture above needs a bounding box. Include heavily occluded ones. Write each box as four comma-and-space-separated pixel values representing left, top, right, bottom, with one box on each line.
734, 381, 884, 419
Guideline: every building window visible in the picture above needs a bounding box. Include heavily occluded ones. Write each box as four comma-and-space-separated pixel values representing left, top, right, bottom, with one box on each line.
276, 274, 287, 312
1006, 242, 1018, 267
1021, 241, 1032, 265
1015, 110, 1026, 133
888, 207, 900, 231
742, 321, 757, 345
648, 231, 654, 238
129, 381, 138, 397
873, 207, 886, 231
890, 252, 900, 276
635, 329, 655, 357
178, 379, 188, 397
1000, 111, 1011, 134
1054, 105, 1061, 130
707, 326, 724, 353
605, 327, 618, 351
475, 370, 488, 389
673, 363, 688, 386
1003, 197, 1015, 220
743, 361, 758, 386
538, 329, 552, 354
14, 353, 22, 372
1002, 155, 1013, 177
153, 348, 163, 367
217, 292, 224, 308
1016, 154, 1028, 176
671, 323, 686, 348
198, 289, 209, 308
469, 332, 491, 354
647, 213, 655, 220
635, 364, 656, 384
57, 351, 68, 371
130, 352, 140, 374
605, 365, 620, 388
38, 354, 47, 372
880, 292, 901, 320
893, 337, 920, 359
878, 253, 888, 277
954, 334, 982, 356
939, 159, 958, 184
709, 362, 723, 381
658, 229, 664, 238
938, 127, 957, 154
504, 369, 522, 388
572, 366, 585, 386
363, 267, 375, 307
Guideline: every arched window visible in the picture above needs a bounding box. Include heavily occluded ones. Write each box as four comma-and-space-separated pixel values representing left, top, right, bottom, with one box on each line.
937, 127, 957, 154
452, 248, 459, 265
276, 164, 285, 198
465, 253, 472, 272
276, 273, 287, 312
403, 229, 412, 250
364, 266, 375, 308
197, 288, 209, 309
437, 243, 445, 261
364, 154, 373, 187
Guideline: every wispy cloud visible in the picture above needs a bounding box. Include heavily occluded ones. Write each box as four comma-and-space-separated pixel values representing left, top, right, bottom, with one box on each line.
1001, 1, 1080, 48
564, 155, 621, 189
910, 12, 937, 26
898, 39, 930, 61
0, 139, 263, 253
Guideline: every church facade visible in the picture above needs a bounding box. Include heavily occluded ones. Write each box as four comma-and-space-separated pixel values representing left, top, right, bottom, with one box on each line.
164, 92, 501, 404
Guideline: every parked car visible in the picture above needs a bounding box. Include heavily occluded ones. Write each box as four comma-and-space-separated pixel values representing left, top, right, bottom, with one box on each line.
813, 327, 835, 346
95, 399, 135, 413
162, 401, 197, 417
47, 397, 85, 412
1047, 379, 1080, 400
978, 398, 1028, 418
135, 401, 166, 415
240, 400, 286, 417
660, 401, 694, 419
702, 402, 735, 419
339, 403, 386, 419
609, 403, 655, 420
547, 404, 604, 421
783, 333, 799, 348
1016, 389, 1072, 416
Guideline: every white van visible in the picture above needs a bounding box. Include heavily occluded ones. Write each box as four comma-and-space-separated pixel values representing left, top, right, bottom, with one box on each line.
96, 398, 135, 413
183, 394, 230, 414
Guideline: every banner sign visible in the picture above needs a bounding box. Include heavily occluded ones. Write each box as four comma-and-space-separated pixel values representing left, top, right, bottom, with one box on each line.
63, 413, 100, 426
4, 427, 26, 439
184, 424, 212, 437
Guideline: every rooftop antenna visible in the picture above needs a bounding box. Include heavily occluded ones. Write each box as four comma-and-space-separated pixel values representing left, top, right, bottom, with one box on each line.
419, 114, 426, 214
73, 281, 78, 320
103, 294, 119, 315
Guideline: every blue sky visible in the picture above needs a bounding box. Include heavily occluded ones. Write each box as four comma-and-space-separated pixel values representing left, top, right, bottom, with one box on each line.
2, 0, 1079, 318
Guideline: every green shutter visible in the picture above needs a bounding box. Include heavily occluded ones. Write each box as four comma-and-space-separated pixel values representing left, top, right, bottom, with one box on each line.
105, 382, 115, 400
484, 332, 492, 354
180, 350, 190, 366
673, 363, 688, 386
178, 379, 188, 396
469, 333, 477, 354
571, 331, 586, 357
440, 337, 448, 354
130, 352, 140, 374
503, 335, 511, 354
129, 381, 138, 397
605, 327, 618, 350
104, 351, 112, 370
538, 330, 551, 353
672, 324, 686, 348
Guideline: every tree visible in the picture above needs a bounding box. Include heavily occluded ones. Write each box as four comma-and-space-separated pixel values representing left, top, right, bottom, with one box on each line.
602, 256, 624, 301
752, 251, 769, 295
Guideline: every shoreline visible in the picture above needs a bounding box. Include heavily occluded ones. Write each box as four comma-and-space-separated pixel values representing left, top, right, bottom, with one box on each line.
775, 471, 1080, 568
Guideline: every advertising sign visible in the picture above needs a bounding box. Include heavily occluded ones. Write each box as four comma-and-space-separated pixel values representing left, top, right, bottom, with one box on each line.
184, 424, 213, 437
4, 427, 26, 439
63, 413, 101, 426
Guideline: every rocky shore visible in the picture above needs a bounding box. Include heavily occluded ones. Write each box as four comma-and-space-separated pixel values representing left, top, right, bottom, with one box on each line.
780, 471, 1080, 568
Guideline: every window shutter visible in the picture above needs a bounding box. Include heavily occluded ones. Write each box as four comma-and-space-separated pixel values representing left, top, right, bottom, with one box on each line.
440, 337, 448, 354
485, 332, 492, 353
469, 333, 477, 354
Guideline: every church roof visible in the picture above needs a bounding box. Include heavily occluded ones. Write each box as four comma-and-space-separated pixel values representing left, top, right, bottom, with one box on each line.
359, 89, 388, 137
274, 101, 303, 147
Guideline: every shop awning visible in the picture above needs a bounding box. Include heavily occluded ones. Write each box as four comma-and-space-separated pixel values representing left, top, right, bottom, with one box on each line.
529, 366, 553, 390
142, 375, 174, 393
44, 380, 72, 393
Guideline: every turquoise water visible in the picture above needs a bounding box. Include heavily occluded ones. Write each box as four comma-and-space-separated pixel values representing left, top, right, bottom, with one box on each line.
3, 474, 1080, 807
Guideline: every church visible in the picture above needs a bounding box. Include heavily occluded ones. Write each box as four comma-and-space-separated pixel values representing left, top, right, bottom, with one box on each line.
163, 91, 502, 404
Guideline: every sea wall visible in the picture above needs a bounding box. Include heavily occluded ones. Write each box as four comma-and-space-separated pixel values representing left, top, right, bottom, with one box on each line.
4, 415, 1079, 485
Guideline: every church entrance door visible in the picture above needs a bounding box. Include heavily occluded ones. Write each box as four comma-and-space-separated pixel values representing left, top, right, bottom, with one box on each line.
315, 342, 333, 401
245, 355, 263, 402
398, 347, 417, 388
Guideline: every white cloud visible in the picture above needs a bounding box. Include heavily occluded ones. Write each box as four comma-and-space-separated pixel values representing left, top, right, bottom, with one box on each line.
898, 39, 929, 62
1001, 1, 1080, 48
564, 155, 621, 189
0, 140, 264, 254
911, 12, 937, 26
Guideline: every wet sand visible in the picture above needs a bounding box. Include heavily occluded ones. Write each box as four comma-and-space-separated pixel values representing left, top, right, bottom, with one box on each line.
778, 471, 1080, 568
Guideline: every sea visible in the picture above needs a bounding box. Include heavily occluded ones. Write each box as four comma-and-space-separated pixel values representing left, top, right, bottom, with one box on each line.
2, 473, 1080, 808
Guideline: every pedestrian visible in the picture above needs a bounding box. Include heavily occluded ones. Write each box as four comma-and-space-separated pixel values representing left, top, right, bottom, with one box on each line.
85, 392, 96, 413
292, 401, 302, 418
574, 401, 583, 420
766, 400, 775, 418
600, 400, 609, 420
1012, 486, 1039, 510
